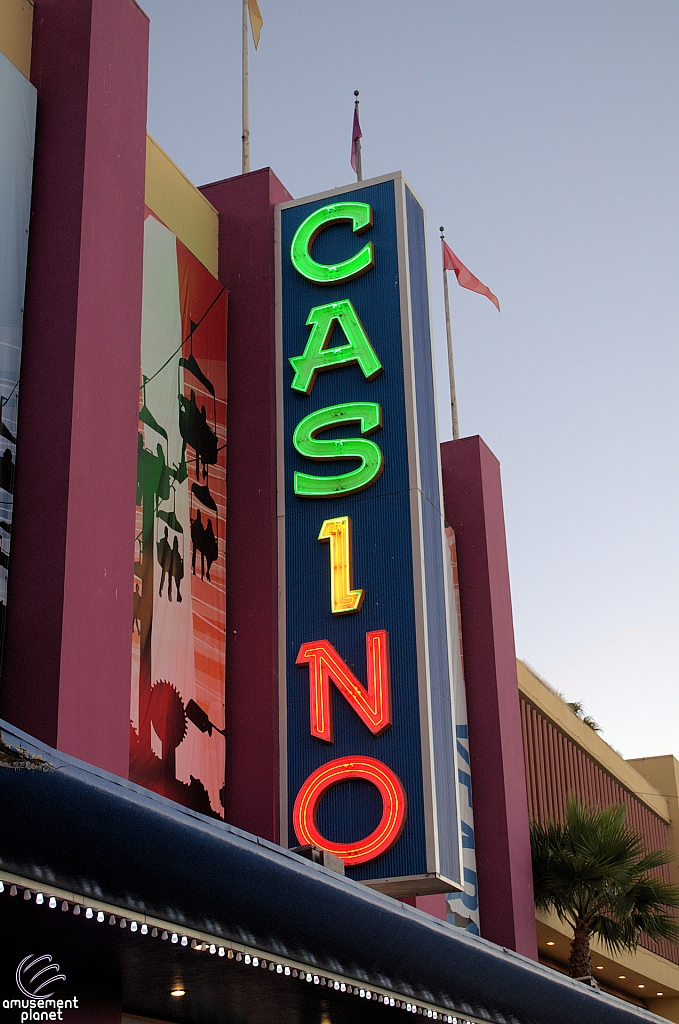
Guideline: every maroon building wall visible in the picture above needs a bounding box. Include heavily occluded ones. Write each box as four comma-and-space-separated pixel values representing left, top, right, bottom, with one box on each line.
441, 435, 537, 959
0, 0, 149, 778
200, 168, 292, 843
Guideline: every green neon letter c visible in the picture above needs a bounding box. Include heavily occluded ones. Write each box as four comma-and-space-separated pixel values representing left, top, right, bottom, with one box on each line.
293, 402, 383, 498
290, 202, 374, 284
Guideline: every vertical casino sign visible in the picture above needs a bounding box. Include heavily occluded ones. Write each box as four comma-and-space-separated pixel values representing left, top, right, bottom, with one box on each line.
277, 174, 464, 894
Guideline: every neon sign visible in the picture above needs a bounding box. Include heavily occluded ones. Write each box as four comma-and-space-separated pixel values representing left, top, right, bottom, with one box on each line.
292, 756, 407, 866
318, 517, 364, 614
278, 174, 464, 895
292, 402, 383, 498
290, 202, 375, 284
297, 631, 391, 742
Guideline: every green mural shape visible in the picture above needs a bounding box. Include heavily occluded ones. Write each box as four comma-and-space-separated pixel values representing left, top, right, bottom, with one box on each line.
290, 201, 374, 284
289, 300, 383, 394
293, 401, 383, 498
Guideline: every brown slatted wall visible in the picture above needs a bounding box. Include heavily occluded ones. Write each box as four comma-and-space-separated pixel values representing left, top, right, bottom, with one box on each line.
520, 696, 678, 964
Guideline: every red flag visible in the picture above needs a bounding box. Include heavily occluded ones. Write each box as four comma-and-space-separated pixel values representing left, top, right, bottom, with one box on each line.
350, 104, 362, 174
442, 240, 500, 311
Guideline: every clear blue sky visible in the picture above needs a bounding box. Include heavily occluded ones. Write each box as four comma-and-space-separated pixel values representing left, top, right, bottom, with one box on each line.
139, 0, 679, 759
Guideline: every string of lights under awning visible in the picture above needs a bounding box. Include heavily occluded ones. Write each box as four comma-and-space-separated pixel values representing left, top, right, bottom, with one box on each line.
0, 871, 490, 1024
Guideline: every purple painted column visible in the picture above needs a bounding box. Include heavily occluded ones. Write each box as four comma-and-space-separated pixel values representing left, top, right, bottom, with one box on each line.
200, 168, 292, 843
441, 435, 537, 959
0, 0, 149, 778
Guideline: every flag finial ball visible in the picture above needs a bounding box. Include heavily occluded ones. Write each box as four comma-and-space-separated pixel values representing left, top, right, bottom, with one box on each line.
354, 90, 359, 97
439, 226, 445, 234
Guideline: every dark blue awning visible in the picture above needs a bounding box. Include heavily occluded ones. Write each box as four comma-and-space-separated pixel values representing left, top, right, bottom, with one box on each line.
0, 720, 667, 1024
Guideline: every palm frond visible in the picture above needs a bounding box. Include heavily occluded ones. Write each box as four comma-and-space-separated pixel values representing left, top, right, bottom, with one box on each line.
530, 796, 679, 968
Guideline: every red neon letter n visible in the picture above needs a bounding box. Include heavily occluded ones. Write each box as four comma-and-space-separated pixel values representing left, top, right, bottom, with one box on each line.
296, 631, 391, 743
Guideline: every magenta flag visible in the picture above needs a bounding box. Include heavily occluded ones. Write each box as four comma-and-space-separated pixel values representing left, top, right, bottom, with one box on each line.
442, 240, 500, 311
350, 105, 362, 173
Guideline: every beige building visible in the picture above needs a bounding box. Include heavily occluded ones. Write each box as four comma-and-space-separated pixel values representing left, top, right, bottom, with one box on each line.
518, 660, 679, 1022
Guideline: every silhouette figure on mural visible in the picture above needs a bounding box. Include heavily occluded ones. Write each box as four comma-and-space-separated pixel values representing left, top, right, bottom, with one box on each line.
179, 389, 217, 480
191, 510, 218, 582
133, 583, 142, 634
157, 526, 171, 599
0, 448, 14, 495
191, 510, 204, 576
203, 519, 217, 581
170, 536, 183, 603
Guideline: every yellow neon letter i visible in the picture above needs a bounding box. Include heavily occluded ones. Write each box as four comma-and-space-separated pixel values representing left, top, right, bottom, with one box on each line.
318, 516, 364, 614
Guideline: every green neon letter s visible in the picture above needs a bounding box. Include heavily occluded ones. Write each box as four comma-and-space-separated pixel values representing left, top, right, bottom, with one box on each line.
290, 202, 374, 285
293, 402, 383, 498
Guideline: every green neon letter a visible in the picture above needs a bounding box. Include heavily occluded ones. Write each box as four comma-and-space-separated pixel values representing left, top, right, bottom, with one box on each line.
290, 300, 383, 394
293, 402, 383, 498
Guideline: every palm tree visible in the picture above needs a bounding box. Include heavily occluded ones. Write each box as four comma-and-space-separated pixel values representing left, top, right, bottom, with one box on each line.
530, 797, 679, 980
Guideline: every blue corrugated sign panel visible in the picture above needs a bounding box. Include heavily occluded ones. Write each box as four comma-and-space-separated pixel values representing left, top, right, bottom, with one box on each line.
276, 173, 462, 894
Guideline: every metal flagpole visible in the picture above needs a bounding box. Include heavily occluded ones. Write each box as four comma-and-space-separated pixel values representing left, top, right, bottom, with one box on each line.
440, 226, 460, 440
354, 91, 362, 182
242, 0, 250, 174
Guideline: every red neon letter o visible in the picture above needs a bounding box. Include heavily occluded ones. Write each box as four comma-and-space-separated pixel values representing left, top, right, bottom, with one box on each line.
292, 756, 407, 866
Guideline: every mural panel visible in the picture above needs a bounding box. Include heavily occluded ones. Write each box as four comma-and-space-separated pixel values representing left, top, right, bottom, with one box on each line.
130, 210, 227, 817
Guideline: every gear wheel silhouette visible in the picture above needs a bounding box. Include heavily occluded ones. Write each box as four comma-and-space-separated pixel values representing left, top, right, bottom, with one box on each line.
149, 680, 187, 752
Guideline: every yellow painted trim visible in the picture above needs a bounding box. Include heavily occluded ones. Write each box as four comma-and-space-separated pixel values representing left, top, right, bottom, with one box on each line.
628, 757, 679, 888
145, 135, 219, 277
518, 659, 670, 822
0, 0, 33, 79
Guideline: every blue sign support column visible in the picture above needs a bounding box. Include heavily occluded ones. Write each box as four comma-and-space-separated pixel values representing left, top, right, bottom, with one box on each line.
276, 173, 463, 895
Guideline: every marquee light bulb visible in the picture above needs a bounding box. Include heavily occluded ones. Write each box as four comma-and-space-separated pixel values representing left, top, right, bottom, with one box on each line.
97, 911, 104, 922
86, 907, 93, 919
36, 893, 44, 905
